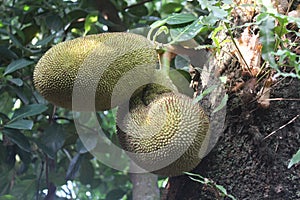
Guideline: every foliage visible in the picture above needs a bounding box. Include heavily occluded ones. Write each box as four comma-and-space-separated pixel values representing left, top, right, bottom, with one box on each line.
0, 0, 299, 199
288, 148, 300, 169
0, 0, 134, 199
185, 172, 236, 200
255, 3, 300, 79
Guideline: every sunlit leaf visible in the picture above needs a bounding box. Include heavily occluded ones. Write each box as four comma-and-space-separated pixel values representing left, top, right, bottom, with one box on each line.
84, 12, 99, 34
23, 5, 30, 11
288, 149, 300, 168
150, 19, 167, 28
212, 7, 228, 19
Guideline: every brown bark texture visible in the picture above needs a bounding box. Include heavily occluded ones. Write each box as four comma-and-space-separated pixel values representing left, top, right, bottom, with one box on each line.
163, 2, 300, 199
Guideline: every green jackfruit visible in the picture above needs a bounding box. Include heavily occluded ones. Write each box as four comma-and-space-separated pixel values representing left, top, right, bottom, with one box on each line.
117, 85, 210, 176
33, 32, 157, 111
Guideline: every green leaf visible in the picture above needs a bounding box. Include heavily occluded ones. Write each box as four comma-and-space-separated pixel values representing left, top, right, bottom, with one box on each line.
272, 49, 300, 79
11, 104, 48, 122
0, 92, 14, 115
170, 18, 204, 42
105, 189, 125, 200
184, 171, 205, 179
127, 5, 148, 16
46, 15, 63, 31
40, 123, 67, 158
188, 176, 205, 184
258, 13, 276, 65
10, 179, 36, 199
219, 76, 227, 84
211, 7, 228, 19
213, 93, 228, 113
48, 167, 66, 186
198, 0, 218, 10
161, 3, 183, 14
174, 55, 190, 69
193, 85, 218, 103
150, 19, 167, 28
66, 153, 82, 180
22, 24, 40, 45
79, 159, 95, 185
4, 119, 33, 130
166, 13, 197, 25
260, 0, 277, 14
7, 78, 23, 86
0, 195, 17, 200
84, 12, 99, 34
216, 184, 227, 195
288, 149, 300, 168
67, 9, 88, 22
2, 128, 31, 152
0, 46, 18, 60
35, 34, 56, 46
7, 32, 24, 49
4, 59, 34, 75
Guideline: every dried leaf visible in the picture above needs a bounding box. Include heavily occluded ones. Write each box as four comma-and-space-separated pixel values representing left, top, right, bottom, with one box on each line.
232, 0, 256, 22
234, 27, 262, 76
257, 78, 273, 108
288, 5, 300, 18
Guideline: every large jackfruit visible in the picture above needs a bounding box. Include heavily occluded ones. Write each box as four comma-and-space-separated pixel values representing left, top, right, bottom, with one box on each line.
117, 84, 210, 176
33, 32, 157, 111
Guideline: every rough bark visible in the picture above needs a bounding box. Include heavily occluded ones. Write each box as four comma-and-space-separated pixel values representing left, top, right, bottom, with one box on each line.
130, 173, 160, 200
163, 1, 300, 199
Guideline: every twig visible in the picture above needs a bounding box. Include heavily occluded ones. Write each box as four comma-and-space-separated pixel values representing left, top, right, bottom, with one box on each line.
263, 114, 300, 140
124, 0, 154, 9
225, 22, 252, 76
263, 98, 300, 101
285, 0, 295, 15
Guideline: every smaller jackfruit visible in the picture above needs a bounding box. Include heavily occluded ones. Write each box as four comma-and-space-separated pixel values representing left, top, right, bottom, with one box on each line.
33, 32, 158, 111
117, 84, 210, 176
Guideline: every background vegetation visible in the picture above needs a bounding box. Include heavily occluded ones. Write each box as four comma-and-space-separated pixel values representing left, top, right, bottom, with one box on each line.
0, 0, 299, 199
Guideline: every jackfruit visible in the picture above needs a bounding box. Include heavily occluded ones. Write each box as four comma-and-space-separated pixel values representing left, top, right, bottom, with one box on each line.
117, 84, 210, 176
33, 32, 158, 111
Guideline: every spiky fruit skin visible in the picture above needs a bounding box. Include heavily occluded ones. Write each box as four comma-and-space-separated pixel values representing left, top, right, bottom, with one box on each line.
33, 32, 157, 111
117, 90, 210, 176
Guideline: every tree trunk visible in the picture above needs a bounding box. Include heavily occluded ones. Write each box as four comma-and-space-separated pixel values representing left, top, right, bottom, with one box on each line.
163, 1, 300, 199
130, 173, 160, 200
